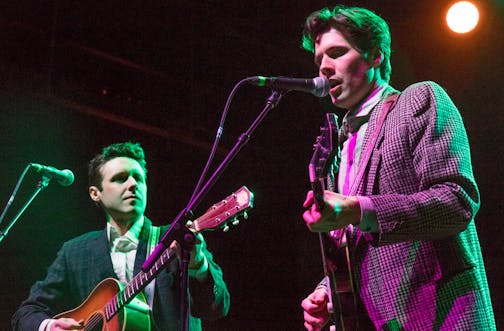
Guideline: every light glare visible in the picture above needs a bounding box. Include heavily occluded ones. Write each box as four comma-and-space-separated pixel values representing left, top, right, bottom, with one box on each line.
446, 1, 479, 33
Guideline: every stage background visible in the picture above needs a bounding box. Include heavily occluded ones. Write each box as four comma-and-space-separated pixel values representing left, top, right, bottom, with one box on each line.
1, 1, 502, 329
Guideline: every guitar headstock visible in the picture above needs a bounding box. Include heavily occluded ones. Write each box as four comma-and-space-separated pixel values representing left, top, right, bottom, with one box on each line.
309, 113, 340, 209
309, 113, 340, 180
188, 186, 254, 233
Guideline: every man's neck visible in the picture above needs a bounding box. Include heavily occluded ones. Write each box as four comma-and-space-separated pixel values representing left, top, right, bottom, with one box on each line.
108, 215, 143, 236
349, 80, 388, 115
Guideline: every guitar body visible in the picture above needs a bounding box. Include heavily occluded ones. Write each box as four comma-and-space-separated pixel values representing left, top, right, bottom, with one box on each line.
55, 278, 151, 331
322, 234, 360, 331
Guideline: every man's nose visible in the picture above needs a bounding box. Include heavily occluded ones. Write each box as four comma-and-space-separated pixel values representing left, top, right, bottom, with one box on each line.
319, 55, 334, 77
126, 176, 138, 189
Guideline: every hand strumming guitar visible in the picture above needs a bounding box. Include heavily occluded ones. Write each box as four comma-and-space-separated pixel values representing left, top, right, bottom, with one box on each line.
46, 317, 84, 330
301, 288, 331, 331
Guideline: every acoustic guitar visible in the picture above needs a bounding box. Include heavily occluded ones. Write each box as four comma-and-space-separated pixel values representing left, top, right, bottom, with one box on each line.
55, 186, 254, 330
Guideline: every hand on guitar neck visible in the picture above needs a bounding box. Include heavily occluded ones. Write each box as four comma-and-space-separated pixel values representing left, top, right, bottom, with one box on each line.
302, 190, 361, 233
168, 231, 209, 281
304, 112, 360, 234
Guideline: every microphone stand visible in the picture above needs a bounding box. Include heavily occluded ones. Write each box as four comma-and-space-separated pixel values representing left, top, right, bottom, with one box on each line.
142, 90, 284, 331
0, 176, 50, 244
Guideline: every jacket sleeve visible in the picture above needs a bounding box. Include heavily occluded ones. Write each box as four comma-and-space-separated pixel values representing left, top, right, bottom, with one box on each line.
366, 81, 480, 245
11, 243, 75, 331
188, 236, 230, 320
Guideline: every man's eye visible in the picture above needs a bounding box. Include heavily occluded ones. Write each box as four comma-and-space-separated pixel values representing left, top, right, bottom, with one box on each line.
112, 175, 127, 182
329, 49, 346, 59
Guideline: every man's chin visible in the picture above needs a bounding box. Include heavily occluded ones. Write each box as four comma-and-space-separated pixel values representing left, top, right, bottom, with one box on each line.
331, 99, 349, 110
332, 95, 357, 110
123, 207, 145, 218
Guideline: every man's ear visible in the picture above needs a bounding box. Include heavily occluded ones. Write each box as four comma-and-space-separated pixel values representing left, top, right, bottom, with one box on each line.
89, 186, 101, 202
372, 51, 383, 67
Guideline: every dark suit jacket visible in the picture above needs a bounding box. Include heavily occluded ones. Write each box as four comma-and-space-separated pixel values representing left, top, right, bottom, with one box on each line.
337, 81, 496, 330
11, 218, 229, 330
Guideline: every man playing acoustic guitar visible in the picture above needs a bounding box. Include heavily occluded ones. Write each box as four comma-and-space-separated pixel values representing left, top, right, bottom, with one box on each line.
12, 141, 230, 330
300, 5, 495, 331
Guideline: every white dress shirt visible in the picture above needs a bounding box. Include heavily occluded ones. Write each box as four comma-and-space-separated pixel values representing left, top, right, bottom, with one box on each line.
108, 217, 143, 283
338, 84, 390, 233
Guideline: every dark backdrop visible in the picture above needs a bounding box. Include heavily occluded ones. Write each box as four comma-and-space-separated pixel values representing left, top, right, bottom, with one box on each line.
0, 1, 502, 330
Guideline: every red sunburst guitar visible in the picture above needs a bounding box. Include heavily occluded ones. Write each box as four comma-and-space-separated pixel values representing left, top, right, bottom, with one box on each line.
54, 186, 253, 331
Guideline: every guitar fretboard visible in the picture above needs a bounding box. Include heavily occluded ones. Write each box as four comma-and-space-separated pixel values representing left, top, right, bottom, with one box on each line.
105, 247, 176, 320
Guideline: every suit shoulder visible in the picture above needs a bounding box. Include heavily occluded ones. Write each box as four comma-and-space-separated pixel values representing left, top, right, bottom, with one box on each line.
402, 81, 453, 101
398, 81, 454, 115
402, 80, 447, 96
62, 230, 103, 248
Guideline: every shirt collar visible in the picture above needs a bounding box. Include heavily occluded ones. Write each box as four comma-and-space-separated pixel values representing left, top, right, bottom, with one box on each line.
107, 216, 144, 245
351, 83, 390, 117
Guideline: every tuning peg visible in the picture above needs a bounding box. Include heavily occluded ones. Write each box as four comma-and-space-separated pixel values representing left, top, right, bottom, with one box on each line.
243, 211, 248, 220
232, 217, 239, 226
222, 224, 230, 232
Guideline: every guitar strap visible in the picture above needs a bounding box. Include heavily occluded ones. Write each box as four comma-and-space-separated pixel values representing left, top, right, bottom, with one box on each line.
332, 92, 400, 330
145, 224, 161, 309
332, 92, 400, 248
348, 92, 400, 196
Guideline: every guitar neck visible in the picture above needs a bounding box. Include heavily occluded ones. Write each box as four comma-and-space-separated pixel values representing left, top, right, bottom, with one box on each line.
104, 247, 176, 320
309, 113, 339, 212
311, 178, 326, 211
102, 186, 253, 321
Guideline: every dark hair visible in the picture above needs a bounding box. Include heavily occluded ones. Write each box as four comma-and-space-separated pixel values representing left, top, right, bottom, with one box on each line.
302, 5, 392, 82
88, 141, 147, 189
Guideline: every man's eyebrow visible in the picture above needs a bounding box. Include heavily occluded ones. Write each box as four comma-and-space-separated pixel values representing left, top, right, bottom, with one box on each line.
110, 171, 127, 179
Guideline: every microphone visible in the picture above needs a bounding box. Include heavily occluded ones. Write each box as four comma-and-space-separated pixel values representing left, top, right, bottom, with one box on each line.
247, 76, 330, 97
30, 163, 75, 187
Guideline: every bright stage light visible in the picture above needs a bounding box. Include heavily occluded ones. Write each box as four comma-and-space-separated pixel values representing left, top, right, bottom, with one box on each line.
446, 1, 480, 33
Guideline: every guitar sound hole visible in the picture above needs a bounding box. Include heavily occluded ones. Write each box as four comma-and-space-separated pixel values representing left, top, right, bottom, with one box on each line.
85, 313, 104, 331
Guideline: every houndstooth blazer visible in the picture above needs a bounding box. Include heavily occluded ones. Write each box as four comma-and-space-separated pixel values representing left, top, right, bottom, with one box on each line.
340, 81, 496, 330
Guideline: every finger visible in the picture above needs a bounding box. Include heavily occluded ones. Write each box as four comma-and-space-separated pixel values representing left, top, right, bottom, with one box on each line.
193, 232, 204, 244
302, 294, 325, 313
304, 321, 317, 331
302, 210, 314, 225
301, 296, 316, 311
304, 202, 323, 222
312, 288, 328, 302
303, 208, 324, 232
53, 318, 84, 330
303, 191, 314, 208
169, 240, 181, 258
303, 315, 323, 331
303, 216, 320, 233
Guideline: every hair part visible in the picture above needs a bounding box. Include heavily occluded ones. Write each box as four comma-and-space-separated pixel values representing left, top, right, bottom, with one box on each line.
301, 5, 392, 82
88, 141, 147, 190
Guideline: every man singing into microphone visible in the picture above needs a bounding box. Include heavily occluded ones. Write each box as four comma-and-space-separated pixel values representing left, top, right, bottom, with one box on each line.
12, 142, 230, 330
299, 5, 495, 331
